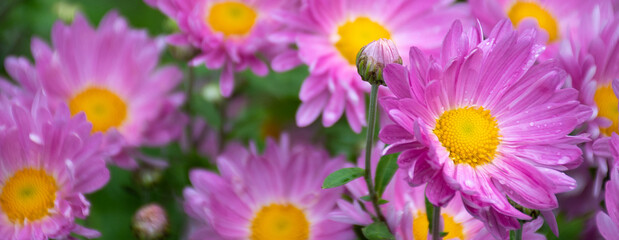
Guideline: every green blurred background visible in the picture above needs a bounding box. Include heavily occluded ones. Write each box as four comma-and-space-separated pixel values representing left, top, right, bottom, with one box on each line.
0, 0, 587, 239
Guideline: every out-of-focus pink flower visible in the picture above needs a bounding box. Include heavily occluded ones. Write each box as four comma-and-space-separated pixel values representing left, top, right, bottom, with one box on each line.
470, 0, 605, 59
0, 93, 109, 239
596, 134, 619, 239
557, 4, 618, 218
379, 19, 591, 239
144, 0, 296, 97
3, 12, 186, 169
272, 0, 470, 132
183, 134, 354, 239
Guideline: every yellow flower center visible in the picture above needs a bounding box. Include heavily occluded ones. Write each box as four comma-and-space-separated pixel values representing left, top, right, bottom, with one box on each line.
69, 87, 128, 133
250, 204, 310, 240
594, 84, 619, 136
335, 17, 391, 65
207, 1, 257, 37
507, 1, 559, 42
433, 106, 500, 167
412, 211, 465, 240
0, 168, 58, 223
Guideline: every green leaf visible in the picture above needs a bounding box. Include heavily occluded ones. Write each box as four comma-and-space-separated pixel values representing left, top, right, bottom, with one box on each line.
362, 221, 395, 240
441, 232, 448, 237
360, 195, 389, 205
374, 154, 398, 197
322, 168, 365, 189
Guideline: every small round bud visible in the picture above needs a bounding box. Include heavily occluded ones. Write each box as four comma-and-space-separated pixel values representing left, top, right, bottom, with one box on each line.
168, 45, 199, 61
201, 82, 223, 103
133, 166, 164, 188
132, 204, 169, 240
355, 38, 402, 86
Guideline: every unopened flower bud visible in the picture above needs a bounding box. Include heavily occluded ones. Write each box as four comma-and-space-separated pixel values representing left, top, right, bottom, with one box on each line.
132, 204, 169, 240
355, 38, 402, 86
133, 166, 164, 188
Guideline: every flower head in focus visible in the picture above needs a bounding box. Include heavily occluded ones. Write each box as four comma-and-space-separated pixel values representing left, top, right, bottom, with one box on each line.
2, 12, 186, 169
272, 0, 471, 132
379, 19, 592, 239
0, 93, 109, 239
183, 134, 354, 239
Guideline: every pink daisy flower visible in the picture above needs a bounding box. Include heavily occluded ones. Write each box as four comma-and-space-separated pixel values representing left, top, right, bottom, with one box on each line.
379, 20, 591, 238
560, 2, 618, 150
556, 2, 618, 217
0, 94, 109, 239
470, 0, 604, 59
595, 134, 619, 239
272, 0, 470, 132
183, 135, 354, 239
144, 0, 295, 97
3, 12, 186, 169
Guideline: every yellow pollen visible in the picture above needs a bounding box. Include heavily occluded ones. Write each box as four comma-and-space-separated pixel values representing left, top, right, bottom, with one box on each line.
412, 211, 465, 240
0, 168, 58, 223
69, 87, 128, 133
433, 106, 501, 167
207, 2, 257, 37
335, 17, 391, 65
507, 1, 559, 42
594, 84, 619, 136
250, 204, 310, 240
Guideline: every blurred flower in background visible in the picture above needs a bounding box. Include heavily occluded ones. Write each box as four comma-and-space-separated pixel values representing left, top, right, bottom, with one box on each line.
183, 135, 354, 239
2, 12, 186, 169
271, 0, 470, 132
144, 0, 297, 97
0, 94, 109, 239
470, 0, 605, 59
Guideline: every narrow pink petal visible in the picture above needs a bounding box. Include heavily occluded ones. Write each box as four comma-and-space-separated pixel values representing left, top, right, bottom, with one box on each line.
296, 93, 329, 127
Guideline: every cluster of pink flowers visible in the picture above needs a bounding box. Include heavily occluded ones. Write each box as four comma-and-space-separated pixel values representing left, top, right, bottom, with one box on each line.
0, 12, 184, 239
1, 0, 618, 239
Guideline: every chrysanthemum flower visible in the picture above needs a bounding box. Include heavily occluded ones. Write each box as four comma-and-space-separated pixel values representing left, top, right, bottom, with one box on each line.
555, 4, 618, 219
144, 0, 294, 97
596, 134, 619, 239
379, 20, 591, 238
0, 94, 109, 239
183, 135, 354, 239
3, 12, 185, 169
560, 3, 618, 152
470, 0, 604, 59
272, 0, 470, 132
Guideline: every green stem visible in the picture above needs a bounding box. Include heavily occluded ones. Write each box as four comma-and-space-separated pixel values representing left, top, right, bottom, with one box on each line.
432, 205, 441, 240
512, 221, 523, 240
364, 84, 385, 222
